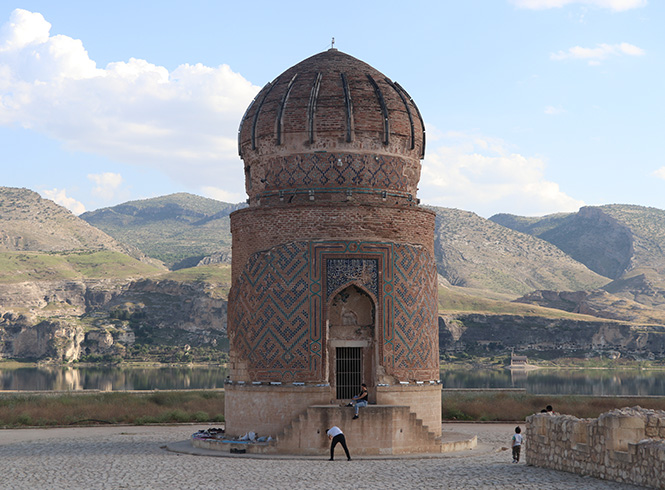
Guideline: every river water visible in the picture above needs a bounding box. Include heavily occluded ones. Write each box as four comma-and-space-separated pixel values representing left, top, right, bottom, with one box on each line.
0, 365, 229, 392
441, 368, 665, 396
1, 365, 665, 395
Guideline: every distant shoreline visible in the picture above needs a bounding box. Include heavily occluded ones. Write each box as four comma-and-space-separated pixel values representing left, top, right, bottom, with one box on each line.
440, 360, 665, 371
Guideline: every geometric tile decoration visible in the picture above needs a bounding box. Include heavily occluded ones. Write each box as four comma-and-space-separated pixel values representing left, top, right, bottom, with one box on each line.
390, 243, 439, 380
229, 240, 438, 382
229, 242, 311, 382
259, 153, 414, 197
326, 258, 378, 299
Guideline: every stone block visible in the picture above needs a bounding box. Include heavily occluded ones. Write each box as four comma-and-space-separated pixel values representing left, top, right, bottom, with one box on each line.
617, 416, 646, 430
573, 443, 589, 454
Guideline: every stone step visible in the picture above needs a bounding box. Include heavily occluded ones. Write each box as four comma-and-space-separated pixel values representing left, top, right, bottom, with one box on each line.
273, 404, 444, 455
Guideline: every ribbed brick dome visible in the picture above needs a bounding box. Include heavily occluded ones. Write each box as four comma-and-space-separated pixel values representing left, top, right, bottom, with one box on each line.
237, 49, 426, 206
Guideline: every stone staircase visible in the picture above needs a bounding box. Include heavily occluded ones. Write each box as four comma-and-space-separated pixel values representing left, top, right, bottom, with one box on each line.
191, 403, 477, 456
271, 404, 443, 455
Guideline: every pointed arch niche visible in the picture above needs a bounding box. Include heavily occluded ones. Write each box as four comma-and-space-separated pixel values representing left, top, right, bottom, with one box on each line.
327, 284, 377, 400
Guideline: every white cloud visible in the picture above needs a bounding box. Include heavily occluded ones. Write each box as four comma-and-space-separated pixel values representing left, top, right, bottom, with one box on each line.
419, 130, 585, 217
653, 167, 665, 181
201, 185, 246, 204
0, 9, 260, 200
0, 8, 50, 51
88, 172, 123, 200
510, 0, 647, 11
551, 42, 645, 65
41, 188, 86, 215
544, 105, 566, 115
618, 43, 646, 56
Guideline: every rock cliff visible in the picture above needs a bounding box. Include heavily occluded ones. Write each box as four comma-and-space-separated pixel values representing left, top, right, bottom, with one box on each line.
0, 278, 227, 362
439, 313, 665, 360
0, 315, 85, 360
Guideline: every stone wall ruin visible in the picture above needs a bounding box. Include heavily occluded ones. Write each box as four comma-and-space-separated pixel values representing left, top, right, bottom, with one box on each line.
526, 407, 665, 489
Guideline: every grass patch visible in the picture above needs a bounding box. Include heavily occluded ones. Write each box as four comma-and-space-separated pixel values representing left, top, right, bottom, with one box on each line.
161, 264, 232, 284
0, 251, 161, 283
442, 392, 665, 421
2, 390, 662, 427
159, 264, 232, 297
437, 285, 601, 320
0, 391, 224, 427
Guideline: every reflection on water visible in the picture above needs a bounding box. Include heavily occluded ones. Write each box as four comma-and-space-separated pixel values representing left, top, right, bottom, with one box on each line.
2, 365, 663, 394
441, 368, 665, 396
0, 366, 228, 391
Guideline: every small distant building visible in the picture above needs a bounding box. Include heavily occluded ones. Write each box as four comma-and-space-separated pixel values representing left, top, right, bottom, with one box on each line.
511, 353, 528, 368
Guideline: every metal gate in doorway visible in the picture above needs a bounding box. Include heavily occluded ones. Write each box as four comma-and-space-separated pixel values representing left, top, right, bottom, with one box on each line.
336, 347, 362, 399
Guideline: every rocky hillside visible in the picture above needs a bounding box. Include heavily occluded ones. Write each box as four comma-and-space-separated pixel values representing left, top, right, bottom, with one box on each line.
435, 204, 665, 361
432, 206, 608, 295
80, 194, 611, 295
0, 187, 158, 266
438, 283, 665, 362
5, 187, 665, 363
603, 269, 665, 309
514, 289, 665, 325
0, 188, 230, 362
80, 193, 244, 269
491, 205, 665, 281
491, 204, 665, 324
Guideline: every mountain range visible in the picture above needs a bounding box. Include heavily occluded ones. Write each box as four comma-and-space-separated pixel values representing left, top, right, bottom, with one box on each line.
80, 193, 244, 269
2, 186, 665, 362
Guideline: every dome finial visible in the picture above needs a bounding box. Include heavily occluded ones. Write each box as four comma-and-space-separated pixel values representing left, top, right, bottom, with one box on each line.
330, 37, 336, 50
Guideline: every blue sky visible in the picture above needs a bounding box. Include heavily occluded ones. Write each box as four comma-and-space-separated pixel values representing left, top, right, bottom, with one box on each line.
0, 0, 662, 217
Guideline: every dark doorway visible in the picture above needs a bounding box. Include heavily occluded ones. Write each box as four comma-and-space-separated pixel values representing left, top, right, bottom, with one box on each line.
336, 347, 362, 399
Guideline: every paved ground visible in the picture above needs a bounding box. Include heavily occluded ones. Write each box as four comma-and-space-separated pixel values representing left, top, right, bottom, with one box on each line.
0, 423, 646, 489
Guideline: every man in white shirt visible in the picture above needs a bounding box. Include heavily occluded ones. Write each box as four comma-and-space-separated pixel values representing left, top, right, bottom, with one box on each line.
326, 426, 351, 461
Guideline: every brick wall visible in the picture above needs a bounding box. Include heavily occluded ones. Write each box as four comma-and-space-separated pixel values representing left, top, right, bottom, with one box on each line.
230, 204, 435, 280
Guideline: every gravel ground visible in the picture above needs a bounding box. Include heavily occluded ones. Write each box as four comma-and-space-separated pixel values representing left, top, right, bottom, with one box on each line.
0, 423, 647, 489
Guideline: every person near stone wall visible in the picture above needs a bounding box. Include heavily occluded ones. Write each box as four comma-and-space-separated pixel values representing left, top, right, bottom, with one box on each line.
512, 426, 523, 463
327, 426, 351, 461
351, 383, 368, 419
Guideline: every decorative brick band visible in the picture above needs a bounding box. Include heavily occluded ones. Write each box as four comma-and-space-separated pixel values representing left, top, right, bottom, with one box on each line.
230, 204, 436, 281
243, 151, 421, 203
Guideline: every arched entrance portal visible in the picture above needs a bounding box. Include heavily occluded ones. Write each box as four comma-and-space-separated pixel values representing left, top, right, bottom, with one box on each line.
327, 284, 376, 402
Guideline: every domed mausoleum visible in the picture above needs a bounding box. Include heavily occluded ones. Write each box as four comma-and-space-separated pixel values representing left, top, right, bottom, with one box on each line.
224, 48, 441, 455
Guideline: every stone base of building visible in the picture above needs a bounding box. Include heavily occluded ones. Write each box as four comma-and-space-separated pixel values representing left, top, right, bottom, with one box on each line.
194, 404, 475, 456
222, 383, 444, 455
224, 383, 442, 438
